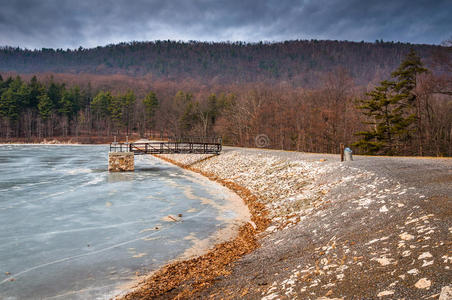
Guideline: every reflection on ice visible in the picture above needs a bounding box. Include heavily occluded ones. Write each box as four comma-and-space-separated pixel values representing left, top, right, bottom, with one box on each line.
107, 172, 136, 183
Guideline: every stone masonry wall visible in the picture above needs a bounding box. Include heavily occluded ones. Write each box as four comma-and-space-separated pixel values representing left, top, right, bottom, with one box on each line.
108, 152, 134, 172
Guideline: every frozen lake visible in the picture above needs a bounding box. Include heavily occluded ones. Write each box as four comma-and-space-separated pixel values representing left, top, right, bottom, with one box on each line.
0, 145, 238, 299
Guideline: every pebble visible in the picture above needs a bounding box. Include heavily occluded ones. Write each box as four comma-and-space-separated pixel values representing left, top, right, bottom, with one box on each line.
377, 290, 394, 297
439, 286, 452, 300
418, 252, 432, 260
399, 232, 415, 241
407, 268, 419, 275
379, 205, 389, 213
414, 278, 431, 289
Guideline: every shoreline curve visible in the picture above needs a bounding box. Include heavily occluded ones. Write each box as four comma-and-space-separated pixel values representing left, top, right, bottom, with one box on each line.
118, 154, 270, 299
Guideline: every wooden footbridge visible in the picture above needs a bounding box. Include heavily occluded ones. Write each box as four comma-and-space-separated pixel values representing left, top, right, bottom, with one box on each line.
110, 136, 222, 155
108, 137, 222, 171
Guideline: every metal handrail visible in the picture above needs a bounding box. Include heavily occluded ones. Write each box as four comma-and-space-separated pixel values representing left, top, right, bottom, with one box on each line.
109, 137, 222, 155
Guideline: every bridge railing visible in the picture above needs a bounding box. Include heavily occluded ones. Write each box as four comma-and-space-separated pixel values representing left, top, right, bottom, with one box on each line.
109, 136, 222, 154
110, 142, 131, 152
168, 136, 222, 144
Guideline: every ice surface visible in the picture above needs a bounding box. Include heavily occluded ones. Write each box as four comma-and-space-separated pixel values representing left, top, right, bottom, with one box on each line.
0, 145, 230, 299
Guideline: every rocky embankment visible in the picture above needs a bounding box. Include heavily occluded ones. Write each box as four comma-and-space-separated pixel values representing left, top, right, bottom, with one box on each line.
126, 147, 451, 299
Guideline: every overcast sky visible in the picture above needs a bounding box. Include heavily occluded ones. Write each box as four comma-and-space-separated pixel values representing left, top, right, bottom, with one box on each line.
0, 0, 450, 49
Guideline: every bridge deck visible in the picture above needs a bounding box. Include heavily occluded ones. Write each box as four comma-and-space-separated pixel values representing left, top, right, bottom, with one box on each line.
110, 140, 222, 155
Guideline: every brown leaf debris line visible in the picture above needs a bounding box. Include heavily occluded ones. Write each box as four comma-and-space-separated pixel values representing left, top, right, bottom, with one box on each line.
120, 155, 270, 299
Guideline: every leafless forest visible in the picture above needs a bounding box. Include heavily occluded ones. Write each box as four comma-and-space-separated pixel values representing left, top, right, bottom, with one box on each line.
0, 40, 451, 156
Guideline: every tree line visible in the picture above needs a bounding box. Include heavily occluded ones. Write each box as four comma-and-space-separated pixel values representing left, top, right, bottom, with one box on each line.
0, 50, 451, 156
0, 75, 159, 139
0, 74, 231, 141
0, 39, 445, 86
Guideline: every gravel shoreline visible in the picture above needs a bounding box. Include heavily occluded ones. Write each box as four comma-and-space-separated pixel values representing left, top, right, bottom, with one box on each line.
122, 147, 451, 299
120, 151, 270, 299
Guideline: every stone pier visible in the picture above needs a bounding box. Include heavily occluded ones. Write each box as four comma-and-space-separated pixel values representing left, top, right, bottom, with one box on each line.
108, 152, 134, 172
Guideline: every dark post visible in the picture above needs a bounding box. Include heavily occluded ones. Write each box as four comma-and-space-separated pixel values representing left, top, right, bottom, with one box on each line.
340, 143, 345, 162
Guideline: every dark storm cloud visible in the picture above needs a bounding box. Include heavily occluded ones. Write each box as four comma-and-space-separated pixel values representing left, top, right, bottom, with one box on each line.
0, 0, 450, 49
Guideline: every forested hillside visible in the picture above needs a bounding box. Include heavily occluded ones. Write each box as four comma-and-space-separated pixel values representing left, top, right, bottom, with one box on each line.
0, 40, 451, 156
0, 40, 446, 85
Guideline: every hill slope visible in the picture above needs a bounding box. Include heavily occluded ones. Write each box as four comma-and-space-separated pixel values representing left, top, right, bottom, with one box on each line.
0, 40, 446, 86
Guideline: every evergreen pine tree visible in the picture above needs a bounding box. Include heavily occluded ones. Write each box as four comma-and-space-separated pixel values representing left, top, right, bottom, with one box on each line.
0, 77, 28, 122
390, 49, 427, 154
37, 94, 53, 120
59, 91, 74, 118
122, 90, 136, 136
354, 50, 428, 155
28, 76, 43, 108
109, 95, 123, 133
143, 91, 159, 130
91, 91, 113, 118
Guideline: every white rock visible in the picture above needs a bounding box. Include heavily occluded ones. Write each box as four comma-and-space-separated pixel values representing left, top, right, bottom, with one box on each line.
266, 225, 277, 232
399, 232, 415, 241
418, 252, 432, 260
439, 286, 452, 300
407, 268, 419, 275
372, 257, 394, 266
414, 278, 431, 289
442, 255, 452, 264
402, 250, 411, 257
379, 205, 389, 213
422, 260, 434, 267
377, 290, 394, 297
248, 221, 257, 229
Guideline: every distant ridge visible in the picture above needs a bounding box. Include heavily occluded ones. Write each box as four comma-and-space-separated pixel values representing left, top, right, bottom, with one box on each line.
0, 40, 448, 86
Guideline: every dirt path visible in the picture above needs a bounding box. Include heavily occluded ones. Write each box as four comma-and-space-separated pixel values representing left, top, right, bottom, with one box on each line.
126, 148, 452, 299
